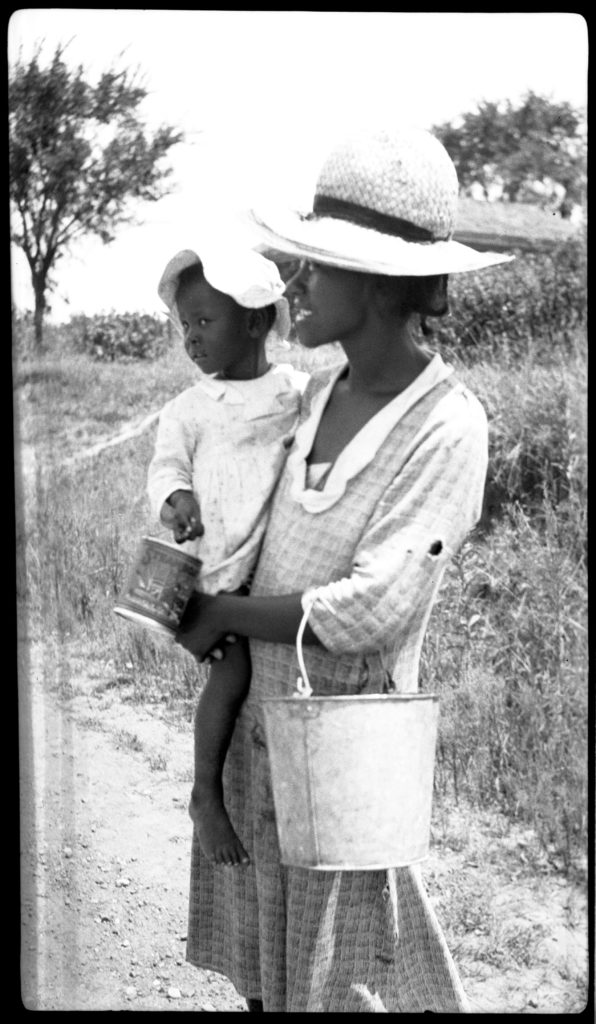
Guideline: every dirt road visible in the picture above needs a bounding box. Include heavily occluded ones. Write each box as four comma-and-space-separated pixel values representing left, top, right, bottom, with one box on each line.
19, 643, 245, 1012
19, 640, 588, 1013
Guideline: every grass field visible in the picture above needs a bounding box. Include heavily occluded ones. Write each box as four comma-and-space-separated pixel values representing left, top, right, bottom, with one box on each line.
14, 261, 588, 880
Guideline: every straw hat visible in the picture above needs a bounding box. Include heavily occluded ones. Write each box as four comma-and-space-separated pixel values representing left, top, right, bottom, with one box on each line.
246, 127, 514, 276
158, 246, 291, 340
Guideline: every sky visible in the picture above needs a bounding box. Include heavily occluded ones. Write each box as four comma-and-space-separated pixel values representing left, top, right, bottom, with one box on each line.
9, 10, 589, 322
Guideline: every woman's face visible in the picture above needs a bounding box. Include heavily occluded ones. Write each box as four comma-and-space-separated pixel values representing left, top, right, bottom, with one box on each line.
285, 261, 371, 348
176, 275, 256, 378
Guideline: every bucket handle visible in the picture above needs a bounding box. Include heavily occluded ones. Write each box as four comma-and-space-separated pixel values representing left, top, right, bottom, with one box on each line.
295, 598, 315, 697
294, 595, 400, 699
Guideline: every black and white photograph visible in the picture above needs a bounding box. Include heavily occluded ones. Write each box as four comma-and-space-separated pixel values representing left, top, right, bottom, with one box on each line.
12, 10, 588, 1014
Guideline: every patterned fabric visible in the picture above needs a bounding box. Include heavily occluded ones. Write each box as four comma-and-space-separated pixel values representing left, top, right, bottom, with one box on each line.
315, 127, 459, 241
146, 364, 306, 594
186, 359, 488, 1011
287, 352, 455, 514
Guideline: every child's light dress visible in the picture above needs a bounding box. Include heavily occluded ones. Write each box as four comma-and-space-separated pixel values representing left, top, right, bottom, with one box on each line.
147, 364, 307, 594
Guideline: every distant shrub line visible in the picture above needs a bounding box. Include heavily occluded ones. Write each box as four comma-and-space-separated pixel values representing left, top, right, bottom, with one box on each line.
12, 236, 585, 367
75, 312, 173, 361
13, 310, 173, 361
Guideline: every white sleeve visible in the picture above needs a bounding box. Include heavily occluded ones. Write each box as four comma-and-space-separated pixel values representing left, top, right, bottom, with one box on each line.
146, 399, 199, 521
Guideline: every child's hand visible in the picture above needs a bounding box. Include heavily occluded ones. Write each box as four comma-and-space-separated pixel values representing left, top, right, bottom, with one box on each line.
161, 491, 204, 543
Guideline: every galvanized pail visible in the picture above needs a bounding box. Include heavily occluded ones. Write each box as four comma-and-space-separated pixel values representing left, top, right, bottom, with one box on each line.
114, 535, 201, 639
262, 605, 439, 870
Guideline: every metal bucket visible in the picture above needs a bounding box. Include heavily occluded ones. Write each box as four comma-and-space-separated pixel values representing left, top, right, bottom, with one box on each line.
263, 693, 438, 870
261, 602, 439, 870
113, 535, 201, 639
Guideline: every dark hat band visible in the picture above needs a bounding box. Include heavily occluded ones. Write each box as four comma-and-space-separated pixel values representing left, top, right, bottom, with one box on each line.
310, 194, 446, 243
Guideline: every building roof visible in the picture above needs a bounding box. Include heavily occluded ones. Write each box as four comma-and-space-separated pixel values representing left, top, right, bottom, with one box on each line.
453, 198, 581, 253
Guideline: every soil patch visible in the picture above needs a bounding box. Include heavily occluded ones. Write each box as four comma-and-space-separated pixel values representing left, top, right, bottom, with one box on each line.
19, 641, 588, 1013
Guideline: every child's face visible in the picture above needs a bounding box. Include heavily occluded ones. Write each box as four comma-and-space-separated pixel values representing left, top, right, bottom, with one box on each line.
176, 275, 257, 378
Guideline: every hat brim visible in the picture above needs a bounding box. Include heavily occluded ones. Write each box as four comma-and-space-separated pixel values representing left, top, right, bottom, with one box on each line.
157, 250, 200, 310
245, 207, 514, 276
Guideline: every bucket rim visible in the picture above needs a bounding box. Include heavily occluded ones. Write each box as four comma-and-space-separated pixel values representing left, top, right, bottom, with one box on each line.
262, 692, 438, 704
280, 853, 430, 870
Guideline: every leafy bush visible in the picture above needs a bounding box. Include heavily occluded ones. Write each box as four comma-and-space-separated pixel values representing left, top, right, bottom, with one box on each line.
75, 312, 173, 361
270, 237, 587, 368
431, 237, 586, 365
12, 309, 174, 362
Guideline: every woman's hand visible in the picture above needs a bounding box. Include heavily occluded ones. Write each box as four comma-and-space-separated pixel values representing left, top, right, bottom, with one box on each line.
177, 589, 315, 658
176, 591, 229, 662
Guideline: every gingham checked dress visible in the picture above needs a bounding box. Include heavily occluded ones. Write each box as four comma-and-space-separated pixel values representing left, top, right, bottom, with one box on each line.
186, 354, 488, 1012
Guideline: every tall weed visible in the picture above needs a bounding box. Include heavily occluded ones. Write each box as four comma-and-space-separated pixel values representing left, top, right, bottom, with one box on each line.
459, 353, 587, 538
422, 501, 587, 872
17, 428, 201, 712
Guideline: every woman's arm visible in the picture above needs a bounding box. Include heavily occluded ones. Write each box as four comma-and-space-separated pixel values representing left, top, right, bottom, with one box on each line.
177, 391, 487, 662
299, 391, 489, 656
176, 590, 321, 662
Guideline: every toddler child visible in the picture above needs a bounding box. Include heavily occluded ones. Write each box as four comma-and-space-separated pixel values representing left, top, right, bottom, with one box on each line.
148, 245, 307, 867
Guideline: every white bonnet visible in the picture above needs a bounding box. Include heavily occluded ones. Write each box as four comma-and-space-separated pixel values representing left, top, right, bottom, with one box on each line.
158, 246, 291, 343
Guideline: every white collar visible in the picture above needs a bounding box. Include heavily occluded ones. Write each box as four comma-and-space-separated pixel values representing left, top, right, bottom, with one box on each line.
195, 374, 235, 401
288, 354, 453, 513
193, 363, 307, 405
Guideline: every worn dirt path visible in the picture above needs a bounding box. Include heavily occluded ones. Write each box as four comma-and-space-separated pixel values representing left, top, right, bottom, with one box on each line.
19, 642, 245, 1012
19, 637, 589, 1013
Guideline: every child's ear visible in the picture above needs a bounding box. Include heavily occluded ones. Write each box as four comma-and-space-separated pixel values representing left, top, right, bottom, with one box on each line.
246, 308, 268, 337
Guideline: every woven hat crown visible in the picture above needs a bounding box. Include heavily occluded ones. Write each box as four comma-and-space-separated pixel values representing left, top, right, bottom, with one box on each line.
314, 128, 459, 242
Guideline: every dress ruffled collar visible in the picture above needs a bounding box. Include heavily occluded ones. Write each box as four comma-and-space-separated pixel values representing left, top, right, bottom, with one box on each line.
194, 362, 308, 405
287, 354, 453, 513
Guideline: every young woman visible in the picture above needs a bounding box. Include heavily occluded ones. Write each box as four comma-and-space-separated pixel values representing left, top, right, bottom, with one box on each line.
176, 126, 512, 1013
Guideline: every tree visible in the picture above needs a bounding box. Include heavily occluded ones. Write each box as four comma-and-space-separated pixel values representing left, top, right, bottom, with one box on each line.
433, 91, 586, 216
9, 44, 184, 347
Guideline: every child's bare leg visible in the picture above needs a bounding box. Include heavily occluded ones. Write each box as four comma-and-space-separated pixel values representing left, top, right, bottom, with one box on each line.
189, 639, 251, 866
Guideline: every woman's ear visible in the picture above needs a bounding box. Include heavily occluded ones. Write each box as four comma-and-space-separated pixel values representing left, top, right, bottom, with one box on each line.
419, 275, 449, 317
371, 275, 408, 318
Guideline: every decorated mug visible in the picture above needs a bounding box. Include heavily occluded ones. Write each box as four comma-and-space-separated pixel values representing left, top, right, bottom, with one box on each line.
114, 536, 201, 638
